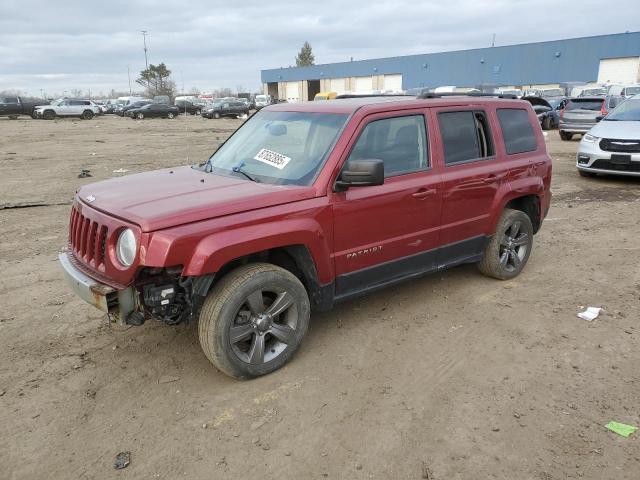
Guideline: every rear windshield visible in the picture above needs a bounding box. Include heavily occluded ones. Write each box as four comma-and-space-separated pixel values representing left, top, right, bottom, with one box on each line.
566, 99, 603, 111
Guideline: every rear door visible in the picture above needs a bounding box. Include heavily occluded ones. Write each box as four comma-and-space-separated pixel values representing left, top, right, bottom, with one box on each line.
432, 106, 509, 262
331, 110, 443, 297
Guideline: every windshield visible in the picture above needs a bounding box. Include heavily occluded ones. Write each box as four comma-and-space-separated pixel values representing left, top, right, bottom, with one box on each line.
582, 88, 606, 96
52, 99, 65, 106
541, 89, 564, 97
625, 86, 640, 96
547, 98, 564, 109
566, 99, 603, 111
204, 111, 348, 186
604, 98, 640, 121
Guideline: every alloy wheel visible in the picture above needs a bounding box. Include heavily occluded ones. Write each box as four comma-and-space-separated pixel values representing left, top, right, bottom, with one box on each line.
499, 220, 529, 272
229, 288, 298, 365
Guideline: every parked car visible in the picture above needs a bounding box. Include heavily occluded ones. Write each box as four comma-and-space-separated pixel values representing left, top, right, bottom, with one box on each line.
201, 99, 249, 119
175, 100, 203, 115
558, 96, 607, 140
525, 88, 565, 98
522, 96, 567, 130
576, 95, 640, 177
0, 96, 49, 119
497, 88, 523, 97
127, 103, 180, 119
33, 98, 100, 120
314, 92, 338, 101
58, 94, 551, 379
607, 84, 640, 98
254, 94, 272, 110
116, 100, 152, 116
92, 101, 107, 115
570, 85, 607, 97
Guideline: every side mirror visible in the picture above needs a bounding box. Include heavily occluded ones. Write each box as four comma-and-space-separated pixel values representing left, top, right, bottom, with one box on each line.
595, 116, 604, 122
335, 159, 384, 191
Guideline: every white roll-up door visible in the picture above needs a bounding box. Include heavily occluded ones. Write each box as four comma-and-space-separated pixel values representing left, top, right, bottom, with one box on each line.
597, 57, 640, 84
285, 82, 300, 103
354, 76, 373, 92
383, 74, 403, 91
329, 78, 347, 94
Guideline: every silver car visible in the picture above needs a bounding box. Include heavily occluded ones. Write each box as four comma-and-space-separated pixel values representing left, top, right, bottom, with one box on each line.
559, 97, 606, 140
576, 95, 640, 178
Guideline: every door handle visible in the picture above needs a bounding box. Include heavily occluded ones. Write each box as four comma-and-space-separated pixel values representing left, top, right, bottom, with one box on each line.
412, 188, 437, 199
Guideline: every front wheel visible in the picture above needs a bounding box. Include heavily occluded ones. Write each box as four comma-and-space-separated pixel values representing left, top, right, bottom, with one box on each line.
81, 110, 94, 120
136, 112, 144, 119
542, 116, 552, 130
213, 112, 221, 119
198, 263, 310, 379
167, 112, 175, 119
560, 131, 573, 141
43, 110, 55, 120
477, 208, 533, 280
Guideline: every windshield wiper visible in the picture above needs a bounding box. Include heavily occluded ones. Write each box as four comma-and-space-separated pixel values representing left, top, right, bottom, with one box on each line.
232, 160, 258, 183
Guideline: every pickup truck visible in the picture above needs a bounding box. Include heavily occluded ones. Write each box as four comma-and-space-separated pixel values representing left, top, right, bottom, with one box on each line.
0, 96, 48, 119
59, 94, 552, 379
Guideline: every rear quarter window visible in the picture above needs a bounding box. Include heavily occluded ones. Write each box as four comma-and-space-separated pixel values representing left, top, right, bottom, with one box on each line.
496, 108, 537, 155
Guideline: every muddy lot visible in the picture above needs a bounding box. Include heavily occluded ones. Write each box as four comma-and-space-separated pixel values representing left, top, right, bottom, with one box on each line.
1, 114, 639, 480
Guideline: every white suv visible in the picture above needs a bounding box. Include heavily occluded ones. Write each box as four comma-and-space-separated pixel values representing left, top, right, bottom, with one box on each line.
34, 98, 101, 120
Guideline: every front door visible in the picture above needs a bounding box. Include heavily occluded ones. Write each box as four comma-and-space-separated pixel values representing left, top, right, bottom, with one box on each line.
331, 111, 442, 297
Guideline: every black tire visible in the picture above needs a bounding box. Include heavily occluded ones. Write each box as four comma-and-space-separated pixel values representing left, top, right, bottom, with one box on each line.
477, 208, 533, 280
213, 112, 221, 119
542, 116, 552, 130
560, 131, 573, 141
81, 110, 94, 120
198, 263, 310, 379
167, 112, 175, 119
31, 112, 37, 119
579, 170, 597, 178
43, 110, 55, 120
195, 109, 201, 115
8, 115, 18, 120
136, 112, 144, 120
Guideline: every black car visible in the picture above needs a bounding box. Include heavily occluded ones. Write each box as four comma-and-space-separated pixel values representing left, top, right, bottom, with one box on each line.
127, 103, 180, 119
522, 96, 567, 130
201, 100, 250, 119
174, 100, 204, 115
117, 100, 152, 116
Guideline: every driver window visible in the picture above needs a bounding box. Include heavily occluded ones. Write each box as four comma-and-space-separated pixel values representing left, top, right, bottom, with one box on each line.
347, 115, 428, 177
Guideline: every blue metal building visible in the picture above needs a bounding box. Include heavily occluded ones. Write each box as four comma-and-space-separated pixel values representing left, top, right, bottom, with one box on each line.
261, 31, 640, 101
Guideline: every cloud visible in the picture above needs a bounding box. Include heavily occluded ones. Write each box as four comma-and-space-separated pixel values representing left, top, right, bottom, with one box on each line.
1, 0, 639, 96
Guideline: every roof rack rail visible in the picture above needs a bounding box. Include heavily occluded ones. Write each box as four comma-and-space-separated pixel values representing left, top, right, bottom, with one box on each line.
335, 94, 414, 99
418, 92, 519, 99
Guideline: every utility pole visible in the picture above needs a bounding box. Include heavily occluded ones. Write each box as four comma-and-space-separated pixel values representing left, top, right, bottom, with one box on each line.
127, 65, 132, 94
141, 30, 149, 69
491, 33, 496, 47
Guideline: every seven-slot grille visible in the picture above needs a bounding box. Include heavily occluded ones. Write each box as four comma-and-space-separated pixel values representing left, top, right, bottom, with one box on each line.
69, 205, 108, 270
599, 138, 640, 153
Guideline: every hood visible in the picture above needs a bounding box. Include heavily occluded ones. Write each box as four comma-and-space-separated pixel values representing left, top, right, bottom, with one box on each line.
589, 120, 640, 139
522, 96, 552, 108
78, 166, 317, 232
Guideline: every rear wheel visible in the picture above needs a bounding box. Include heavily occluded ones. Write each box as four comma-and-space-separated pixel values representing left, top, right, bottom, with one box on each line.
81, 110, 94, 120
560, 131, 573, 141
542, 116, 552, 130
213, 112, 221, 119
167, 112, 175, 119
195, 109, 201, 115
198, 263, 310, 379
477, 208, 533, 280
136, 112, 144, 120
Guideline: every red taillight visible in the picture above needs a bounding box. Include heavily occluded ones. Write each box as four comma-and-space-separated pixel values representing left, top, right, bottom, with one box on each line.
600, 102, 607, 116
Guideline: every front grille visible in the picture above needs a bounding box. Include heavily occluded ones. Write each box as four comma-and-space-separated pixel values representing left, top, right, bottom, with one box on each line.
591, 159, 640, 172
69, 205, 108, 271
599, 138, 640, 153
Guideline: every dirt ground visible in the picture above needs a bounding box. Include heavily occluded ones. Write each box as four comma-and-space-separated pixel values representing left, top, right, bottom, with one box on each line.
1, 113, 639, 480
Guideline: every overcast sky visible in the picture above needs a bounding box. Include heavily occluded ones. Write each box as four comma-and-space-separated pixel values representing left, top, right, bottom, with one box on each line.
1, 0, 639, 97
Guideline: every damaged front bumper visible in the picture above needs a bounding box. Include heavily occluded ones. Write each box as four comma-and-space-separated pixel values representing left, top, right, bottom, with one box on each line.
58, 251, 138, 325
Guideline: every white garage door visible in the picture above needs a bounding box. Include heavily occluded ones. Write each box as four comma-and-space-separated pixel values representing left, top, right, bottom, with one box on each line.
354, 76, 373, 92
383, 74, 403, 92
285, 82, 300, 103
598, 57, 640, 84
329, 78, 347, 94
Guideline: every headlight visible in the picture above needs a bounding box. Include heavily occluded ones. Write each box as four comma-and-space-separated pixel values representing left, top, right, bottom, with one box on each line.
116, 228, 137, 267
583, 133, 599, 143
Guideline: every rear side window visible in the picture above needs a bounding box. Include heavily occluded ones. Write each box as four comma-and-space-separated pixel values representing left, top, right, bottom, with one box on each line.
438, 111, 494, 165
565, 99, 604, 111
496, 109, 537, 155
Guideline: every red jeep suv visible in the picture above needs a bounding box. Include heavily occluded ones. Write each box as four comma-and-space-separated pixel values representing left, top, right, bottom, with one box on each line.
59, 95, 552, 378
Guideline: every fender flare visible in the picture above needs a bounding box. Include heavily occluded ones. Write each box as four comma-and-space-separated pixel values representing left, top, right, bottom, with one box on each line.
487, 178, 544, 234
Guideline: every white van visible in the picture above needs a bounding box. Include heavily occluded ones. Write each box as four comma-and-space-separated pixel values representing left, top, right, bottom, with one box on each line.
608, 84, 640, 98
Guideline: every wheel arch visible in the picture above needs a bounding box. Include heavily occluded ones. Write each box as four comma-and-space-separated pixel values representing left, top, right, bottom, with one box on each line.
504, 195, 541, 233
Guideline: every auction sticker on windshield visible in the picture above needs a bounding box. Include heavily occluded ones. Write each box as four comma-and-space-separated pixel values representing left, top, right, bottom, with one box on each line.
254, 148, 291, 170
